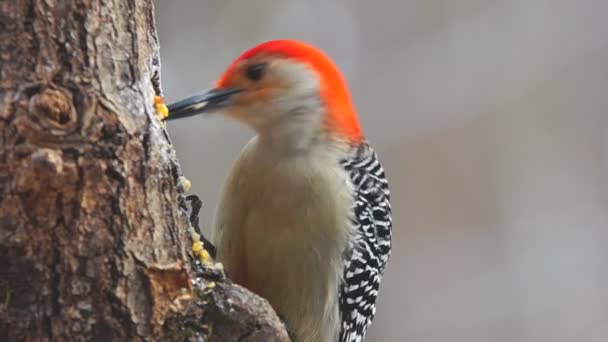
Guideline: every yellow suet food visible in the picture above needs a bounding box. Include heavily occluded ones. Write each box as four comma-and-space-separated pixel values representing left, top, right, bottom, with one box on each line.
199, 249, 211, 264
154, 95, 169, 120
191, 231, 201, 243
192, 241, 204, 254
179, 176, 192, 192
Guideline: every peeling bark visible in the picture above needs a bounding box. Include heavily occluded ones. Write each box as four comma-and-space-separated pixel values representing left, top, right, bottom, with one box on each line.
0, 1, 289, 341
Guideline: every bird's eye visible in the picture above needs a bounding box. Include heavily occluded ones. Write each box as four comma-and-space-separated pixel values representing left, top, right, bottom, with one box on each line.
245, 62, 267, 82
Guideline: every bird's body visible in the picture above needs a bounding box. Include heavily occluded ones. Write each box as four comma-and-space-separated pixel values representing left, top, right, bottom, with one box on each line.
213, 135, 354, 342
166, 40, 392, 342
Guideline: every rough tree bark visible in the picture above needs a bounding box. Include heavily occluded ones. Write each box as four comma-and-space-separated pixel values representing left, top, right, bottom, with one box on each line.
0, 1, 289, 341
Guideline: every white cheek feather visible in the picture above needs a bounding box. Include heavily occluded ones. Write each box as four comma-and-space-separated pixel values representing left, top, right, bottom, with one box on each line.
278, 61, 319, 95
246, 61, 328, 153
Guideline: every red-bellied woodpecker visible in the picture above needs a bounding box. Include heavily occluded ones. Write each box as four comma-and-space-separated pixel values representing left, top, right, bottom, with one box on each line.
165, 40, 392, 342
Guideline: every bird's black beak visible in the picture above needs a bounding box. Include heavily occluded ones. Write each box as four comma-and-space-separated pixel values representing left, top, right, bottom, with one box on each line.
164, 88, 242, 121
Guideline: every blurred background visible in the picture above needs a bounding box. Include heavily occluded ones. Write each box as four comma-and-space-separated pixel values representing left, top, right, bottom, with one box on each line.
155, 1, 608, 341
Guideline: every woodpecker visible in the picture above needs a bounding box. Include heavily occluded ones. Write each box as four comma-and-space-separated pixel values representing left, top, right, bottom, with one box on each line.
165, 40, 392, 342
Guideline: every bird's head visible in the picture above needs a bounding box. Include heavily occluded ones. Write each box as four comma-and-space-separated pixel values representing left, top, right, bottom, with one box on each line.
166, 40, 362, 148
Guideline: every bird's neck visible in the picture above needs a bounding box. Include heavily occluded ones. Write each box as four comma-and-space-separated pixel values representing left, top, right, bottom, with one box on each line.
256, 129, 319, 157
255, 106, 328, 156
251, 100, 356, 158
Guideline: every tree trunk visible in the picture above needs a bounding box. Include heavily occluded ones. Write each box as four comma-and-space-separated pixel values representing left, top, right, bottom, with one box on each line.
0, 1, 289, 341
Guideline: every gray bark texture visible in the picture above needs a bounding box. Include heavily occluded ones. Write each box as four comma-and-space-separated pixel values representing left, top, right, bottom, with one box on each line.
0, 1, 289, 341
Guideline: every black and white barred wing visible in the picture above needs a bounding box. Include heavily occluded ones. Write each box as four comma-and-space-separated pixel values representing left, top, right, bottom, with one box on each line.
339, 143, 392, 342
